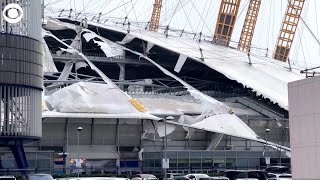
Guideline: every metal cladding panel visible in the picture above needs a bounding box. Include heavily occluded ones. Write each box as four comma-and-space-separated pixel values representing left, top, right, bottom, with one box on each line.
0, 0, 42, 40
0, 33, 43, 139
0, 34, 43, 90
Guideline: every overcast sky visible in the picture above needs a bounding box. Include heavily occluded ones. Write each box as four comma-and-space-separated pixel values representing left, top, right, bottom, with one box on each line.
44, 0, 320, 69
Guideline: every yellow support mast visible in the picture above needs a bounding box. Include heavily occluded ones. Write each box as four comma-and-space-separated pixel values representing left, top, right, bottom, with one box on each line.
273, 0, 305, 62
238, 0, 262, 52
213, 0, 241, 46
149, 0, 163, 32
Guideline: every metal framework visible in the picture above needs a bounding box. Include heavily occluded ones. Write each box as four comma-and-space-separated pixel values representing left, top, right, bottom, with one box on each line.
213, 0, 241, 46
237, 0, 262, 52
273, 0, 305, 62
149, 0, 163, 32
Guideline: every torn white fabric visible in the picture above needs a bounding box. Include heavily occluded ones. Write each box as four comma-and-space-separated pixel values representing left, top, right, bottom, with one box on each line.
174, 54, 188, 73
146, 42, 155, 53
118, 34, 136, 44
43, 31, 154, 116
121, 46, 232, 114
83, 32, 125, 57
207, 133, 224, 150
85, 20, 306, 109
192, 114, 258, 140
43, 17, 77, 31
118, 63, 125, 81
83, 32, 96, 42
178, 115, 202, 139
45, 82, 139, 113
45, 60, 74, 90
42, 111, 160, 120
65, 28, 257, 142
43, 30, 127, 95
58, 60, 74, 80
128, 79, 153, 92
70, 33, 82, 50
142, 120, 156, 139
75, 62, 88, 70
41, 36, 58, 73
93, 39, 125, 57
154, 122, 176, 137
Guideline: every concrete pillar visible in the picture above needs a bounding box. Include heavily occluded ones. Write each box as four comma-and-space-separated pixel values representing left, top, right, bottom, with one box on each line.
118, 63, 126, 90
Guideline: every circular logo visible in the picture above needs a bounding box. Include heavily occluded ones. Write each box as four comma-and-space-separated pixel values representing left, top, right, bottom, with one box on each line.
3, 3, 23, 24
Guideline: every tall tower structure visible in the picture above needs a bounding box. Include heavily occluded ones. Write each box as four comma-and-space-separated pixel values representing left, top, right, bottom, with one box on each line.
238, 0, 262, 52
273, 0, 305, 62
149, 0, 162, 32
213, 0, 241, 46
0, 0, 43, 169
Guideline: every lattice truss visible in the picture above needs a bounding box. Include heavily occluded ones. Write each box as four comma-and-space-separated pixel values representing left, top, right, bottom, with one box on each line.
273, 0, 305, 62
213, 0, 241, 46
149, 0, 163, 32
238, 0, 262, 52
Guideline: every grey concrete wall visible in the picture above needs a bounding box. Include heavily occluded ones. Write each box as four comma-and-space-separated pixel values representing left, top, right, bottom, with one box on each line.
289, 76, 320, 180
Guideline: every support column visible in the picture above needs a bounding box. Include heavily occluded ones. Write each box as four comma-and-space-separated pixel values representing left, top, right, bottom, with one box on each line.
63, 118, 69, 174
116, 119, 120, 175
118, 63, 126, 90
90, 118, 94, 145
10, 140, 28, 170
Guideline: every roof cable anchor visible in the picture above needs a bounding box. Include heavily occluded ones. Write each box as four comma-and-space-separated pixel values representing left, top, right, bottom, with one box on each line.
97, 12, 102, 22
199, 48, 204, 61
145, 21, 150, 30
165, 25, 169, 37
199, 32, 202, 42
180, 29, 184, 37
68, 9, 73, 19
287, 58, 292, 71
127, 21, 131, 33
58, 9, 64, 17
123, 16, 128, 26
247, 51, 252, 66
75, 12, 81, 20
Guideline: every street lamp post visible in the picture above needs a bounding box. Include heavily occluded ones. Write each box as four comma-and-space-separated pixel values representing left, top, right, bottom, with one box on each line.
265, 128, 270, 168
164, 116, 174, 180
77, 127, 83, 178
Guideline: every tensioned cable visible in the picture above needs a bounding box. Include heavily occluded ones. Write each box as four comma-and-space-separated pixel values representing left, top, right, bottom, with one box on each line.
100, 1, 130, 18
168, 0, 182, 26
285, 0, 320, 46
189, 0, 213, 35
194, 0, 209, 32
200, 0, 213, 33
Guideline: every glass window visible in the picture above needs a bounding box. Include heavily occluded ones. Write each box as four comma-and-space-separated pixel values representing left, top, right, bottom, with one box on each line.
169, 158, 177, 168
279, 175, 292, 178
154, 159, 161, 167
202, 158, 212, 168
213, 158, 225, 168
268, 174, 277, 178
190, 158, 201, 168
226, 158, 236, 169
177, 159, 189, 168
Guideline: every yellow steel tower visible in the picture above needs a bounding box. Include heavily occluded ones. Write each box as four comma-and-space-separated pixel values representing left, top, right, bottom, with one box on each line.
213, 0, 241, 46
238, 0, 262, 52
149, 0, 163, 32
273, 0, 305, 62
